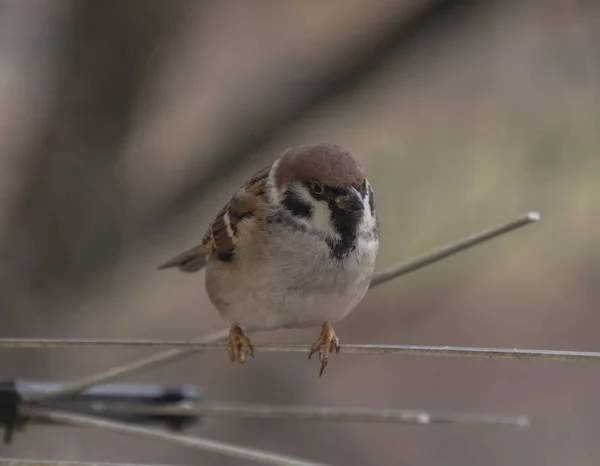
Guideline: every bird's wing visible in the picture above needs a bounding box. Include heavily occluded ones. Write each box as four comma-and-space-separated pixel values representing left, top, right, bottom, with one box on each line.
157, 165, 271, 273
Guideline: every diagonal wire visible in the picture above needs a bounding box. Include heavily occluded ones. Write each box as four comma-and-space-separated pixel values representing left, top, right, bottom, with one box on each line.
369, 211, 539, 287
0, 461, 195, 466
23, 212, 539, 405
22, 408, 333, 466
22, 329, 229, 404
82, 402, 530, 428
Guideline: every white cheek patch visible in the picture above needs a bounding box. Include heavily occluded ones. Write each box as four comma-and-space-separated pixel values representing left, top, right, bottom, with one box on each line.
312, 200, 334, 233
363, 189, 373, 220
357, 187, 376, 237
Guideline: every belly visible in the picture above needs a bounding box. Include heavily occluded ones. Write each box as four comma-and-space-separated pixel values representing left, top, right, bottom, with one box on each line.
204, 252, 374, 331
204, 222, 378, 331
211, 281, 370, 331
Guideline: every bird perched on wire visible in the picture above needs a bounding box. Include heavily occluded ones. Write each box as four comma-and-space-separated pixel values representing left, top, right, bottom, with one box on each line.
158, 143, 379, 376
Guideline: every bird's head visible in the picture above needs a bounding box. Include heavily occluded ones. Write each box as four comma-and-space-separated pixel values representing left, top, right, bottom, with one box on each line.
268, 143, 377, 240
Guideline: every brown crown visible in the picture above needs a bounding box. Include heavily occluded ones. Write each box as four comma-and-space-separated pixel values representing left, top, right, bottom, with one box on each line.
274, 143, 365, 189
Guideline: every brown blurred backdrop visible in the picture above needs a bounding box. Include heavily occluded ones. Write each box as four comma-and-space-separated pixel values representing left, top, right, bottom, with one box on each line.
1, 1, 600, 465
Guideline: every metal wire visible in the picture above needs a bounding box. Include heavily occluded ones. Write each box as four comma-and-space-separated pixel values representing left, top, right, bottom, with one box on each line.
0, 461, 193, 466
22, 329, 229, 405
9, 339, 600, 362
369, 211, 539, 287
22, 212, 539, 405
22, 408, 333, 466
84, 402, 529, 428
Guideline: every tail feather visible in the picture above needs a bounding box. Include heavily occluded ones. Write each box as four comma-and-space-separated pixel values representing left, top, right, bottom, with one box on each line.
158, 245, 210, 273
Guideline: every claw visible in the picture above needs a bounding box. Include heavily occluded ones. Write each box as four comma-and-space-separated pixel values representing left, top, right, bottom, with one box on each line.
308, 322, 340, 377
228, 324, 254, 363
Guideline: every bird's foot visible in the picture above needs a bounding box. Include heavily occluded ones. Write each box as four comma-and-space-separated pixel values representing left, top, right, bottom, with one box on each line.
228, 324, 254, 363
308, 321, 340, 377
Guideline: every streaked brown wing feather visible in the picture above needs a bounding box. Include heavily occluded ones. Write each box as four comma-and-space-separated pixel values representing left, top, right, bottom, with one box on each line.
157, 165, 270, 273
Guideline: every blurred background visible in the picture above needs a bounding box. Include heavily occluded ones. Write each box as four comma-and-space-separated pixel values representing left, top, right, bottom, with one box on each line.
1, 0, 600, 465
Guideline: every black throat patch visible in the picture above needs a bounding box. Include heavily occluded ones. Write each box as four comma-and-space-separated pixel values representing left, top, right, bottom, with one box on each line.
326, 233, 357, 260
326, 198, 361, 260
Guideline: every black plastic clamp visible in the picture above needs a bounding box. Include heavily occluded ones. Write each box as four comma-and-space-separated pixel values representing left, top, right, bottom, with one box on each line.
0, 379, 20, 443
0, 380, 202, 443
14, 381, 201, 431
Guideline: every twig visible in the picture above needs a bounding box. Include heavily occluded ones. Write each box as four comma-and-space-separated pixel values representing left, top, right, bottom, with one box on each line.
84, 402, 529, 428
22, 408, 332, 466
23, 212, 539, 405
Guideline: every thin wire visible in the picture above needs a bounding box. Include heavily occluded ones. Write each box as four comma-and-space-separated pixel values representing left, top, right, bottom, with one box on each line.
0, 461, 196, 466
23, 212, 539, 405
22, 408, 333, 466
10, 339, 600, 362
85, 402, 530, 428
369, 211, 539, 287
23, 329, 229, 404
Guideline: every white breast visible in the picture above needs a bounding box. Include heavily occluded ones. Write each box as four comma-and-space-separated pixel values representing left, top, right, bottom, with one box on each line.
204, 221, 378, 332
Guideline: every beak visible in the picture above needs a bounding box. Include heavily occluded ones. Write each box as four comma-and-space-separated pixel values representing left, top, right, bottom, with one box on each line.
335, 186, 364, 212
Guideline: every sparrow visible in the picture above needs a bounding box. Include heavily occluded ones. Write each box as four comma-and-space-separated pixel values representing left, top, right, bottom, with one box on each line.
158, 143, 379, 376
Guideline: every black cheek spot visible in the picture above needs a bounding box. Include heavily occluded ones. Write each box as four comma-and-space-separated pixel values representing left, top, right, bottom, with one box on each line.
216, 251, 235, 262
282, 189, 313, 218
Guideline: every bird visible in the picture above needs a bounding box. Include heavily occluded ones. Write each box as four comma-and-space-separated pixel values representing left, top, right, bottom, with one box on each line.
158, 143, 379, 376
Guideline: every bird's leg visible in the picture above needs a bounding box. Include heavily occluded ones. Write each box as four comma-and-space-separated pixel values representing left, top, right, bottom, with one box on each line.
308, 321, 340, 377
228, 324, 254, 363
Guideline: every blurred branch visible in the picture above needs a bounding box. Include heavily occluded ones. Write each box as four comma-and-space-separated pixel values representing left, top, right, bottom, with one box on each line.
146, 0, 478, 235
22, 408, 333, 466
0, 0, 188, 296
23, 211, 539, 405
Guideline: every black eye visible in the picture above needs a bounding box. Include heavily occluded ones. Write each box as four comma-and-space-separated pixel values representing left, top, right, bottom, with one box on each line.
311, 181, 324, 195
